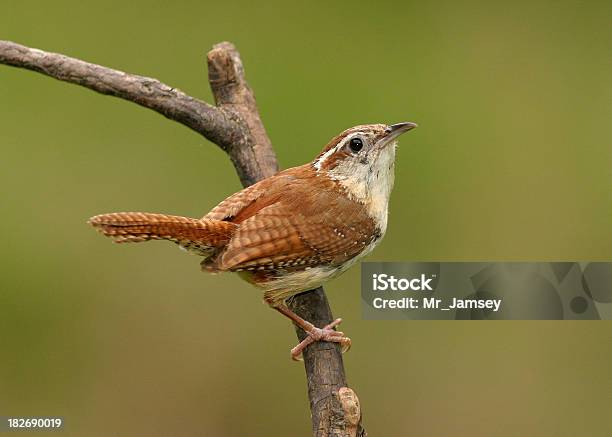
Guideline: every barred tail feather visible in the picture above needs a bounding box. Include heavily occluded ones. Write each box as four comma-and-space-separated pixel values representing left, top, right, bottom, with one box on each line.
88, 212, 236, 256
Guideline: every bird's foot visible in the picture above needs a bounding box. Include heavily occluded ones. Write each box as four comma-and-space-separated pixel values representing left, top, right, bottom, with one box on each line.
290, 318, 352, 361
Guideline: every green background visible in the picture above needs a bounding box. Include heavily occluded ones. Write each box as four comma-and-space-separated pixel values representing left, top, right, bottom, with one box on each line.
1, 0, 611, 435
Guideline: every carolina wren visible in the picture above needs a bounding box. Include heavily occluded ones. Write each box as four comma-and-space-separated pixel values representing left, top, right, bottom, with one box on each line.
89, 122, 417, 359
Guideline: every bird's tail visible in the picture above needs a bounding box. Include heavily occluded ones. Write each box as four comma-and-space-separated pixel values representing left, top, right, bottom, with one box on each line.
88, 212, 236, 256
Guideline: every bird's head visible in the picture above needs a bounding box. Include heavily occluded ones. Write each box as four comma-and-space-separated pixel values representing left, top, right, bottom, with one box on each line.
313, 122, 417, 203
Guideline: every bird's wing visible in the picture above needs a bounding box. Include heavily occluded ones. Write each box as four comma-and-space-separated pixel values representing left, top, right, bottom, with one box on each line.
204, 165, 314, 222
203, 179, 269, 221
215, 171, 378, 272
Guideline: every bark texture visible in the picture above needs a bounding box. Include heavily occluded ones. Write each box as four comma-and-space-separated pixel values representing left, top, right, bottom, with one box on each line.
0, 39, 365, 436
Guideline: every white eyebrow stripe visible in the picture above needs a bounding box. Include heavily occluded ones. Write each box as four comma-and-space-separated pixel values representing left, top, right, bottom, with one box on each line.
313, 132, 366, 171
314, 144, 340, 170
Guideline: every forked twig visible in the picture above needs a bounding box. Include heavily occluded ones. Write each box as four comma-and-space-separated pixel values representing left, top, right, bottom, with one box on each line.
0, 39, 365, 437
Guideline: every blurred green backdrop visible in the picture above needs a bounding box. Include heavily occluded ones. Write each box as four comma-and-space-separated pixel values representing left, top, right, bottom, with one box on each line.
1, 0, 611, 435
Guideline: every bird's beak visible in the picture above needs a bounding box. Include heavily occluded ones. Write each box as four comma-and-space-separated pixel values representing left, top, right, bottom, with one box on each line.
387, 122, 417, 137
379, 122, 417, 147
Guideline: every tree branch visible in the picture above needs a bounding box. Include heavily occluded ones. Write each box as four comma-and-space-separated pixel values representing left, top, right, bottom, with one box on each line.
207, 42, 278, 186
290, 289, 366, 436
0, 39, 365, 436
0, 40, 239, 170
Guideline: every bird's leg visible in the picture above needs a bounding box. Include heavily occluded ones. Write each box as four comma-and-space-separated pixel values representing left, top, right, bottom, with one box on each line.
273, 304, 351, 361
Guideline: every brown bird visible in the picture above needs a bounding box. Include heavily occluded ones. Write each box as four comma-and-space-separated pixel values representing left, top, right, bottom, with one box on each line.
88, 122, 417, 359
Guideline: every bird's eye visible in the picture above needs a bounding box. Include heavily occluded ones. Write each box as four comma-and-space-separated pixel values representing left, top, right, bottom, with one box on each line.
348, 137, 364, 153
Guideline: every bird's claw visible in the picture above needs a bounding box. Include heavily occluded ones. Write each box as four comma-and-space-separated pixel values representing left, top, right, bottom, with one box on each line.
290, 318, 352, 361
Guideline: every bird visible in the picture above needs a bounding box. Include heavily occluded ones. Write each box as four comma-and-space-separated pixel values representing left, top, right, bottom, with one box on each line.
88, 122, 417, 359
